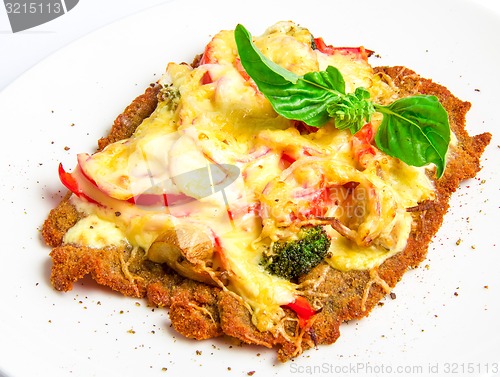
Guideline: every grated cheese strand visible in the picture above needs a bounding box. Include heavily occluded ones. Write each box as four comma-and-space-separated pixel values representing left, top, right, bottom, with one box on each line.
361, 268, 392, 312
119, 246, 145, 297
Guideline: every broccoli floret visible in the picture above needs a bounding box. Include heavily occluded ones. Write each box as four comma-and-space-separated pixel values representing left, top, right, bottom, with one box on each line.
261, 226, 331, 281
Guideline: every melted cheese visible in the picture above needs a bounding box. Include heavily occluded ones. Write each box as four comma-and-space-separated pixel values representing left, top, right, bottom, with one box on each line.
63, 21, 438, 332
63, 214, 127, 249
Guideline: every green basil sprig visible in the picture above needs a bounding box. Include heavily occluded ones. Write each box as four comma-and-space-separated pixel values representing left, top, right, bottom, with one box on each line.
234, 24, 450, 177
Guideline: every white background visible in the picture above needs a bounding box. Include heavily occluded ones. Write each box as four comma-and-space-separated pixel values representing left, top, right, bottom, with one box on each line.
0, 1, 499, 377
1, 0, 170, 91
1, 0, 500, 91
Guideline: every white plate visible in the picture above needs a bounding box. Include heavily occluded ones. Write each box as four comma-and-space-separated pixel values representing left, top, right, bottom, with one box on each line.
0, 0, 498, 376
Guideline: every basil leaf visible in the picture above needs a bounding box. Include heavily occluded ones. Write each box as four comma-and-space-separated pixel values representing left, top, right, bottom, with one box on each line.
234, 24, 300, 86
234, 24, 374, 128
374, 95, 450, 177
235, 24, 451, 177
326, 86, 375, 134
235, 24, 334, 126
271, 67, 352, 127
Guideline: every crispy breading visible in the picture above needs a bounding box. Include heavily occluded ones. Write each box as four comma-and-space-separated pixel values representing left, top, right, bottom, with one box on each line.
97, 83, 161, 151
41, 66, 491, 362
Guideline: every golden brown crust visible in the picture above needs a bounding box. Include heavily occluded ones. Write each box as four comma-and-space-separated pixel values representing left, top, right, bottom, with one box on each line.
168, 279, 223, 340
41, 66, 491, 362
42, 192, 81, 247
97, 83, 161, 151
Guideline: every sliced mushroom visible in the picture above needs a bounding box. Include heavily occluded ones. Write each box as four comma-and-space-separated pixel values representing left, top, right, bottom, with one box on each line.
147, 223, 221, 286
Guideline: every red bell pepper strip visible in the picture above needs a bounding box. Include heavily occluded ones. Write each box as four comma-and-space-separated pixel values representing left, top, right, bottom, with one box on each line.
352, 123, 377, 168
282, 296, 317, 328
58, 163, 100, 204
313, 37, 373, 61
60, 160, 197, 209
127, 192, 194, 207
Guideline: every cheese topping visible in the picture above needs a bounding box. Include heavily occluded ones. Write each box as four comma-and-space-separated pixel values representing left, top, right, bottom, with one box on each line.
63, 214, 127, 249
63, 21, 437, 332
